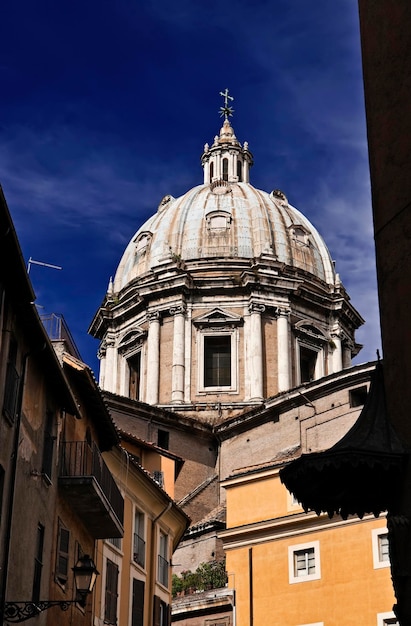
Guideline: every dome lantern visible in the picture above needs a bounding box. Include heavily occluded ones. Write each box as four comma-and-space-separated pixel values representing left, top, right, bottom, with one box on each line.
201, 89, 253, 184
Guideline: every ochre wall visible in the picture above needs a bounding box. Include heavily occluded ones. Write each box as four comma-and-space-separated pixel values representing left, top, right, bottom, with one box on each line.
224, 472, 395, 626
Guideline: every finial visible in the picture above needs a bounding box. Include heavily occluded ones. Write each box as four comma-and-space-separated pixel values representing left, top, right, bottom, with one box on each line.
219, 88, 234, 119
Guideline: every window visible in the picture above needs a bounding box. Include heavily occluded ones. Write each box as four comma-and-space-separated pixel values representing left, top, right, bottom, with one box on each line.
2, 336, 20, 422
292, 226, 309, 245
128, 352, 141, 401
349, 385, 368, 407
237, 159, 242, 182
295, 322, 326, 385
135, 233, 151, 258
32, 523, 45, 603
194, 310, 241, 393
377, 612, 399, 626
372, 528, 390, 569
132, 579, 145, 626
42, 410, 55, 481
204, 335, 231, 387
222, 158, 228, 181
299, 345, 317, 383
134, 510, 145, 568
295, 548, 315, 576
157, 430, 169, 450
153, 595, 169, 626
107, 537, 122, 550
153, 470, 164, 488
56, 521, 70, 587
288, 541, 321, 583
104, 559, 119, 624
158, 532, 169, 587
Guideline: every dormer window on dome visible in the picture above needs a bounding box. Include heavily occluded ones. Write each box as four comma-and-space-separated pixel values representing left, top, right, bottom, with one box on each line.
289, 224, 310, 247
206, 211, 232, 232
134, 232, 152, 258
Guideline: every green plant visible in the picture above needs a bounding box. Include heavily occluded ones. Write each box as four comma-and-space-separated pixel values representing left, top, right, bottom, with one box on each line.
172, 559, 227, 597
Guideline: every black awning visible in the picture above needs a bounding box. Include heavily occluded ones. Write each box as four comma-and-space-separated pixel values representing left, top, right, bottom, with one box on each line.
280, 361, 409, 519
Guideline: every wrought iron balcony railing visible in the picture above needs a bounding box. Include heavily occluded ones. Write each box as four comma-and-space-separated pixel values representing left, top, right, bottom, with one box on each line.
59, 441, 124, 538
133, 533, 146, 568
158, 555, 169, 587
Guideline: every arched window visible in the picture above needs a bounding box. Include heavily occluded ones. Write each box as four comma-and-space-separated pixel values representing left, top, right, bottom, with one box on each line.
210, 162, 214, 181
222, 158, 228, 181
237, 159, 242, 182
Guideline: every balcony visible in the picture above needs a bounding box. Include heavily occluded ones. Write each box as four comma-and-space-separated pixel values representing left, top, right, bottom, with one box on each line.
133, 533, 146, 568
158, 555, 169, 587
59, 441, 124, 538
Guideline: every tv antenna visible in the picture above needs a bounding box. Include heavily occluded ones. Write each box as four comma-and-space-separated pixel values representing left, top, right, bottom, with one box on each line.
27, 257, 63, 274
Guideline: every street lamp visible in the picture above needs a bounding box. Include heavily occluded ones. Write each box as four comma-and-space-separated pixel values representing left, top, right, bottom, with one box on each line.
3, 554, 99, 623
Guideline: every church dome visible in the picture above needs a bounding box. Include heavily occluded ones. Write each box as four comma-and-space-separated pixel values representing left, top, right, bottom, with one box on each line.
91, 100, 363, 416
114, 121, 336, 293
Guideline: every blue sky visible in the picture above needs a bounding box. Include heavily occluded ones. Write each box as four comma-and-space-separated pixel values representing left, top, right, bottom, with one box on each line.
1, 0, 380, 375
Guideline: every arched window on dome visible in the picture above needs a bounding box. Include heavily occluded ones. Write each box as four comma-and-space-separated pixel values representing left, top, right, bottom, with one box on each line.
210, 161, 214, 181
222, 158, 229, 181
237, 159, 242, 182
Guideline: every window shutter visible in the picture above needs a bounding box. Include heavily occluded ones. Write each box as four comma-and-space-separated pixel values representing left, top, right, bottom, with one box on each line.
131, 579, 144, 626
56, 523, 70, 585
153, 595, 161, 626
104, 559, 119, 624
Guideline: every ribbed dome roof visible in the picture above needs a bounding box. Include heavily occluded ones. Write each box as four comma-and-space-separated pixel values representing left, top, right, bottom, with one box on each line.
114, 181, 336, 292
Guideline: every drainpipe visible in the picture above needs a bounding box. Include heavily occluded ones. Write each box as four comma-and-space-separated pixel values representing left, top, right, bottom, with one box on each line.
226, 573, 236, 626
0, 352, 30, 624
148, 502, 172, 624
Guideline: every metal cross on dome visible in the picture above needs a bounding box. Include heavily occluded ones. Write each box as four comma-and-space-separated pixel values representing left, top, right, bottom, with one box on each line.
219, 88, 234, 119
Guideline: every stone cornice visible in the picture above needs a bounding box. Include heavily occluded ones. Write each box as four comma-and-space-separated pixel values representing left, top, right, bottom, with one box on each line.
219, 510, 381, 550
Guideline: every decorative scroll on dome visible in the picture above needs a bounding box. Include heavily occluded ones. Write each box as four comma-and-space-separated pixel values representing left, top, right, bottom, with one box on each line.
158, 195, 174, 213
271, 189, 288, 207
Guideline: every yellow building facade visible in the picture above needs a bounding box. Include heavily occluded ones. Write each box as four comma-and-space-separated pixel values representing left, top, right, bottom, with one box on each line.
221, 464, 396, 626
95, 439, 189, 626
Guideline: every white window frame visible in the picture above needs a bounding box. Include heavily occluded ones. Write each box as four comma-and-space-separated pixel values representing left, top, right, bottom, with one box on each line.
198, 329, 238, 393
157, 529, 169, 588
298, 623, 324, 626
288, 541, 321, 584
377, 611, 399, 625
133, 508, 146, 570
372, 528, 390, 569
